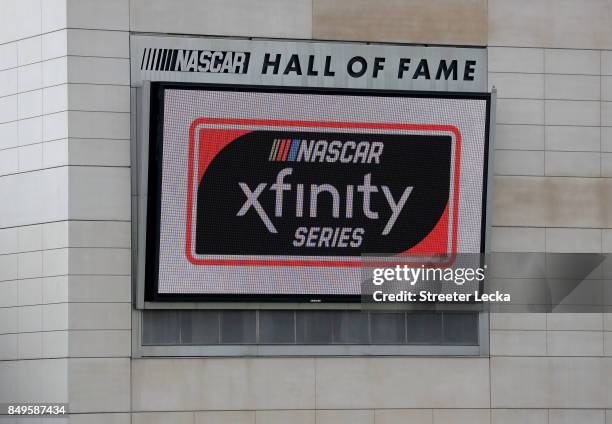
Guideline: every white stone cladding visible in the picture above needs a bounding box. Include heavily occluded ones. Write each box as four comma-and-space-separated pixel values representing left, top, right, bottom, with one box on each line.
0, 0, 611, 423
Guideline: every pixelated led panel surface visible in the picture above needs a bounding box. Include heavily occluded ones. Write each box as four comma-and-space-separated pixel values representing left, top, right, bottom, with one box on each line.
152, 87, 488, 296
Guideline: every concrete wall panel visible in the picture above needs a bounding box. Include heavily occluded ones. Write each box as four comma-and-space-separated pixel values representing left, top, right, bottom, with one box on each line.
491, 409, 547, 424
313, 0, 487, 45
491, 357, 612, 408
130, 0, 312, 39
68, 358, 131, 412
489, 0, 612, 49
132, 358, 316, 411
492, 176, 612, 228
315, 358, 490, 409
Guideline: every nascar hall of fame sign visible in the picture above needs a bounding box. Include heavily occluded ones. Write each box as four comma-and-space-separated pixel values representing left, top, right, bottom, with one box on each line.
136, 36, 491, 300
131, 35, 487, 92
187, 119, 460, 266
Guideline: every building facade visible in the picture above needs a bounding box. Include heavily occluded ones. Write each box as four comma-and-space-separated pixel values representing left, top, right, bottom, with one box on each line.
0, 0, 611, 423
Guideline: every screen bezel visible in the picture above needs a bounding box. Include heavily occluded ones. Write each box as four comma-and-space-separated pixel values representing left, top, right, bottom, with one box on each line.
144, 82, 492, 302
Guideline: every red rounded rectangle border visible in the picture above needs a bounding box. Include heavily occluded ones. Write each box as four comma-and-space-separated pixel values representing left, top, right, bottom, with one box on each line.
185, 117, 462, 267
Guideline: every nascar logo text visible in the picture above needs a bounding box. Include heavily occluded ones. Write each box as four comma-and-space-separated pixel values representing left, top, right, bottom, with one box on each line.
141, 48, 250, 73
268, 139, 384, 164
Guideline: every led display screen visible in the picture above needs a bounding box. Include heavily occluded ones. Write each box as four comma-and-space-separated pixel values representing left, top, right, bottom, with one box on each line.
145, 84, 491, 300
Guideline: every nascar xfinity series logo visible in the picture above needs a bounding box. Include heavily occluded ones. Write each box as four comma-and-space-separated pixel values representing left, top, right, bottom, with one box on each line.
186, 119, 460, 265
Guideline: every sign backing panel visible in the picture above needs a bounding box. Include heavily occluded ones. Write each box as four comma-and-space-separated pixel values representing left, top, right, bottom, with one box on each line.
131, 35, 487, 92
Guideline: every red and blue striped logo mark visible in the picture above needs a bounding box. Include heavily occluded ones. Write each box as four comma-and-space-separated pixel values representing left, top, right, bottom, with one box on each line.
269, 139, 301, 162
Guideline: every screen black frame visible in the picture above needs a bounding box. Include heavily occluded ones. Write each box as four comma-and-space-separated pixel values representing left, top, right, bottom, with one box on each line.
144, 82, 492, 302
